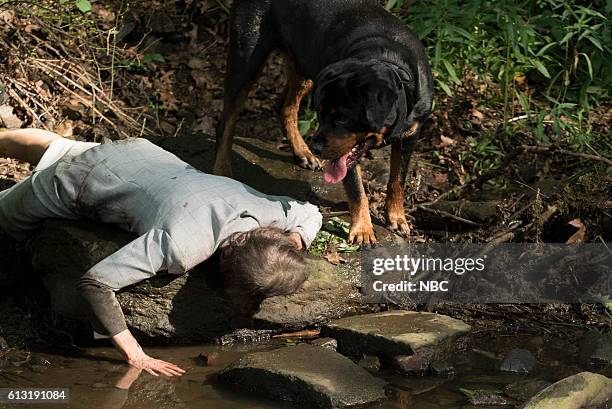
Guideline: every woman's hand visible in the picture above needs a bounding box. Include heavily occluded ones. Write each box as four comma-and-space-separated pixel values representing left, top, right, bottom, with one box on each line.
111, 329, 185, 377
127, 354, 185, 377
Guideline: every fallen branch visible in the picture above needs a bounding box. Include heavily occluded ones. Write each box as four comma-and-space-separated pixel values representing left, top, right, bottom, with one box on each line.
271, 329, 321, 339
414, 204, 480, 228
520, 144, 612, 167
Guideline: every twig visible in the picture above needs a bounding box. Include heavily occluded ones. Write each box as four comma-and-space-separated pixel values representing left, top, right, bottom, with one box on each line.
520, 144, 612, 166
322, 211, 349, 218
272, 329, 320, 339
415, 204, 479, 227
173, 118, 185, 138
5, 87, 47, 129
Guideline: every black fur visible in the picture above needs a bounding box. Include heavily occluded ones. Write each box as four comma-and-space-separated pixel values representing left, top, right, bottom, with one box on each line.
218, 0, 435, 240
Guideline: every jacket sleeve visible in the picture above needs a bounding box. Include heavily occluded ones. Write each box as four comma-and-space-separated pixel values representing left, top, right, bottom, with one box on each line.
281, 200, 323, 248
76, 229, 179, 337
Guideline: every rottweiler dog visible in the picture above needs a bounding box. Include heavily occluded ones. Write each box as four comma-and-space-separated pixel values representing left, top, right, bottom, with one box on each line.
213, 0, 434, 244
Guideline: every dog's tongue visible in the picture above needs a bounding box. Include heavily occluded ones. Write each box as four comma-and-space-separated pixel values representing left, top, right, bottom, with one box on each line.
324, 153, 349, 184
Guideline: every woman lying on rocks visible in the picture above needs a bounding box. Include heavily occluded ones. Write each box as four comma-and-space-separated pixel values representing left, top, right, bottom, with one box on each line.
0, 128, 322, 377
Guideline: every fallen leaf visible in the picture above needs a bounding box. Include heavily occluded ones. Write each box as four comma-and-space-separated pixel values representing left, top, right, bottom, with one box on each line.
53, 120, 75, 139
440, 135, 455, 147
324, 250, 346, 265
566, 218, 586, 244
472, 109, 484, 120
430, 172, 448, 189
514, 73, 527, 86
24, 24, 41, 33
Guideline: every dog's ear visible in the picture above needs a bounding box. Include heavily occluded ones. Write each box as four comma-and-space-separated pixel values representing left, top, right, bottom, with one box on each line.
312, 61, 357, 111
364, 85, 399, 130
348, 63, 401, 130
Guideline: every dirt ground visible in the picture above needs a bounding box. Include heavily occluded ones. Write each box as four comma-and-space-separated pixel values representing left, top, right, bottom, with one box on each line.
0, 1, 610, 347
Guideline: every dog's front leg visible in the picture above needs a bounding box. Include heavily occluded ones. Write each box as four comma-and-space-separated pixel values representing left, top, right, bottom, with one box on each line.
343, 164, 377, 244
385, 132, 417, 236
281, 57, 322, 171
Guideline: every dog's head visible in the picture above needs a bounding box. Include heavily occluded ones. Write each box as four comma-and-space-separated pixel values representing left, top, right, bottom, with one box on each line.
310, 59, 428, 184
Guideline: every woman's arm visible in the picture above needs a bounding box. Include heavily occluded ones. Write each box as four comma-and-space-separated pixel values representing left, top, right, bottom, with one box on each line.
282, 201, 323, 248
111, 329, 184, 377
77, 229, 186, 375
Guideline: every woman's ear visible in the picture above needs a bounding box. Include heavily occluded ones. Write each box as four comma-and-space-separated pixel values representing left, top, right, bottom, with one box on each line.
287, 232, 303, 250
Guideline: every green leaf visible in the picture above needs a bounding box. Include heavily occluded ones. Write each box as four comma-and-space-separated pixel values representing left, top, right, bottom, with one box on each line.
436, 79, 452, 96
144, 53, 166, 64
385, 0, 398, 10
578, 53, 593, 79
536, 42, 557, 57
560, 32, 575, 44
531, 59, 551, 78
515, 90, 530, 113
585, 36, 603, 51
75, 0, 92, 13
298, 120, 312, 136
443, 60, 461, 85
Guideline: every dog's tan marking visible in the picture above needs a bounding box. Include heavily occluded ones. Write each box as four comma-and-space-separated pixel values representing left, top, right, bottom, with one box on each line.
385, 137, 410, 235
404, 121, 420, 138
345, 164, 377, 244
281, 55, 321, 170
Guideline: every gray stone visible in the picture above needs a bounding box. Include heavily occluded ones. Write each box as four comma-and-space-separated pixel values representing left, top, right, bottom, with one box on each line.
392, 354, 429, 374
0, 104, 23, 128
218, 344, 387, 408
429, 361, 455, 376
580, 331, 612, 367
522, 372, 612, 409
29, 220, 360, 343
500, 348, 538, 373
358, 355, 381, 373
321, 311, 471, 368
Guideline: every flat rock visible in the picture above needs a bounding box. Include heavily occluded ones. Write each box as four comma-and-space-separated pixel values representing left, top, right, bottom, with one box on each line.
522, 371, 612, 409
29, 220, 359, 343
321, 311, 471, 365
218, 344, 387, 408
500, 348, 538, 373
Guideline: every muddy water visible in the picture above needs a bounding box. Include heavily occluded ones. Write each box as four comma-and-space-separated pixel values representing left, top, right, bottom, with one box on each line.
1, 334, 610, 409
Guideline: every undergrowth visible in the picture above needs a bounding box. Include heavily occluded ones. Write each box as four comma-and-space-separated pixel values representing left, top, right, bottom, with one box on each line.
386, 0, 611, 167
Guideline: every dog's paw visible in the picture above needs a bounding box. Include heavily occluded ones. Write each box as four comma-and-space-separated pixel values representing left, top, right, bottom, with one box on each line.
294, 151, 323, 171
348, 222, 377, 245
386, 214, 411, 237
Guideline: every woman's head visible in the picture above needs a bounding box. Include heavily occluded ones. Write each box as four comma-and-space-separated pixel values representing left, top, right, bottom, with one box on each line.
219, 227, 309, 312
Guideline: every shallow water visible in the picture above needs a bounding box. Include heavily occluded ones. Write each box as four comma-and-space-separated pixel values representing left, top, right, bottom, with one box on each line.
1, 333, 610, 409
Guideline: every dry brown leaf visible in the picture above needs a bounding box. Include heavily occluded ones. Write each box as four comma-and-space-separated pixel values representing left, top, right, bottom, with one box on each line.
53, 120, 75, 139
472, 108, 484, 120
430, 172, 448, 189
566, 218, 586, 244
440, 135, 455, 147
324, 247, 346, 265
